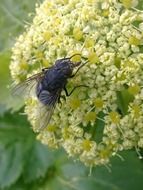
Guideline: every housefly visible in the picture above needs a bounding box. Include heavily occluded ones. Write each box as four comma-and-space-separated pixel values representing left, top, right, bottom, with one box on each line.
12, 54, 88, 131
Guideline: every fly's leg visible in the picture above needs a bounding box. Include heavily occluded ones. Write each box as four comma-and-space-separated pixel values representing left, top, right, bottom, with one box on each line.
64, 85, 87, 96
58, 95, 66, 104
70, 60, 89, 78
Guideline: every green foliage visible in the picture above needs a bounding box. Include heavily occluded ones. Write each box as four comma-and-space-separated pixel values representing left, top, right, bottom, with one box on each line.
0, 0, 38, 111
116, 88, 134, 115
0, 52, 13, 111
0, 111, 56, 189
0, 0, 38, 51
0, 110, 143, 190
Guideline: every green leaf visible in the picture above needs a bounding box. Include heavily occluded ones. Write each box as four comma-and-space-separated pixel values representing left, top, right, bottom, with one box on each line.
6, 150, 143, 190
0, 51, 26, 113
58, 151, 143, 190
91, 151, 143, 190
0, 0, 38, 112
22, 150, 143, 190
1, 112, 141, 190
0, 110, 56, 188
0, 104, 7, 116
0, 52, 23, 112
137, 0, 143, 10
23, 142, 56, 182
0, 0, 38, 52
1, 113, 143, 190
0, 52, 11, 103
0, 111, 33, 188
0, 143, 23, 189
116, 89, 134, 115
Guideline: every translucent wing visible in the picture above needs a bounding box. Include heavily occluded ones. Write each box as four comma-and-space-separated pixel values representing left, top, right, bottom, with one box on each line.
11, 72, 44, 98
35, 90, 61, 132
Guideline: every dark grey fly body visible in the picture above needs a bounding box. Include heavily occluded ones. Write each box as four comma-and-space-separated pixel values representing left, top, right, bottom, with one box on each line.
36, 57, 80, 105
12, 54, 88, 131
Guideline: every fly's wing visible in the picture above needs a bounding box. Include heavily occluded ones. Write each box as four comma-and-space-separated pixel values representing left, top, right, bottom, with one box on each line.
35, 90, 61, 132
11, 72, 44, 98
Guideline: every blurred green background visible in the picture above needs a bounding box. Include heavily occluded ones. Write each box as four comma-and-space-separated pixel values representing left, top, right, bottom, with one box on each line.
0, 0, 143, 189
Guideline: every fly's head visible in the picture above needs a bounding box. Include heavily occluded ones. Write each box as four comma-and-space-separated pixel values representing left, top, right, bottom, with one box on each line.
55, 57, 81, 77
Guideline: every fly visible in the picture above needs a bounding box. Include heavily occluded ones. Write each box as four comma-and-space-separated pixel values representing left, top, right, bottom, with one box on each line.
12, 54, 88, 131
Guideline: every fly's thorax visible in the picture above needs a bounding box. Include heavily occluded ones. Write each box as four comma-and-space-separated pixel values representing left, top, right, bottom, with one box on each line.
55, 58, 74, 77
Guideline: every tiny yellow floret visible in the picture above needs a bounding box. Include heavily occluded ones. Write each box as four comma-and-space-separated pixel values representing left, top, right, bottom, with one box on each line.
88, 52, 99, 64
128, 36, 140, 46
132, 105, 141, 118
94, 98, 104, 108
128, 85, 140, 95
109, 111, 120, 124
69, 98, 81, 110
84, 112, 96, 122
73, 27, 83, 41
82, 139, 92, 151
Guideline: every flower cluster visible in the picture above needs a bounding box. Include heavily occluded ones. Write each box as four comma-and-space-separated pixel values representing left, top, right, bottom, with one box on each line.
10, 0, 143, 167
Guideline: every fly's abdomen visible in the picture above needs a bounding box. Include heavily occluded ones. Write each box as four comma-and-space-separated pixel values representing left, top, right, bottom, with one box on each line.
38, 90, 53, 105
36, 69, 65, 105
36, 82, 62, 106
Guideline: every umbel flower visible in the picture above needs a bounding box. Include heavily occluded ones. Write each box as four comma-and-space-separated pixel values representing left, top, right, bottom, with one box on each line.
10, 0, 143, 167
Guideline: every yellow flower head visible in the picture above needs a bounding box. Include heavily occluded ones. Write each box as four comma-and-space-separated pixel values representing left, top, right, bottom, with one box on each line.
10, 0, 143, 167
